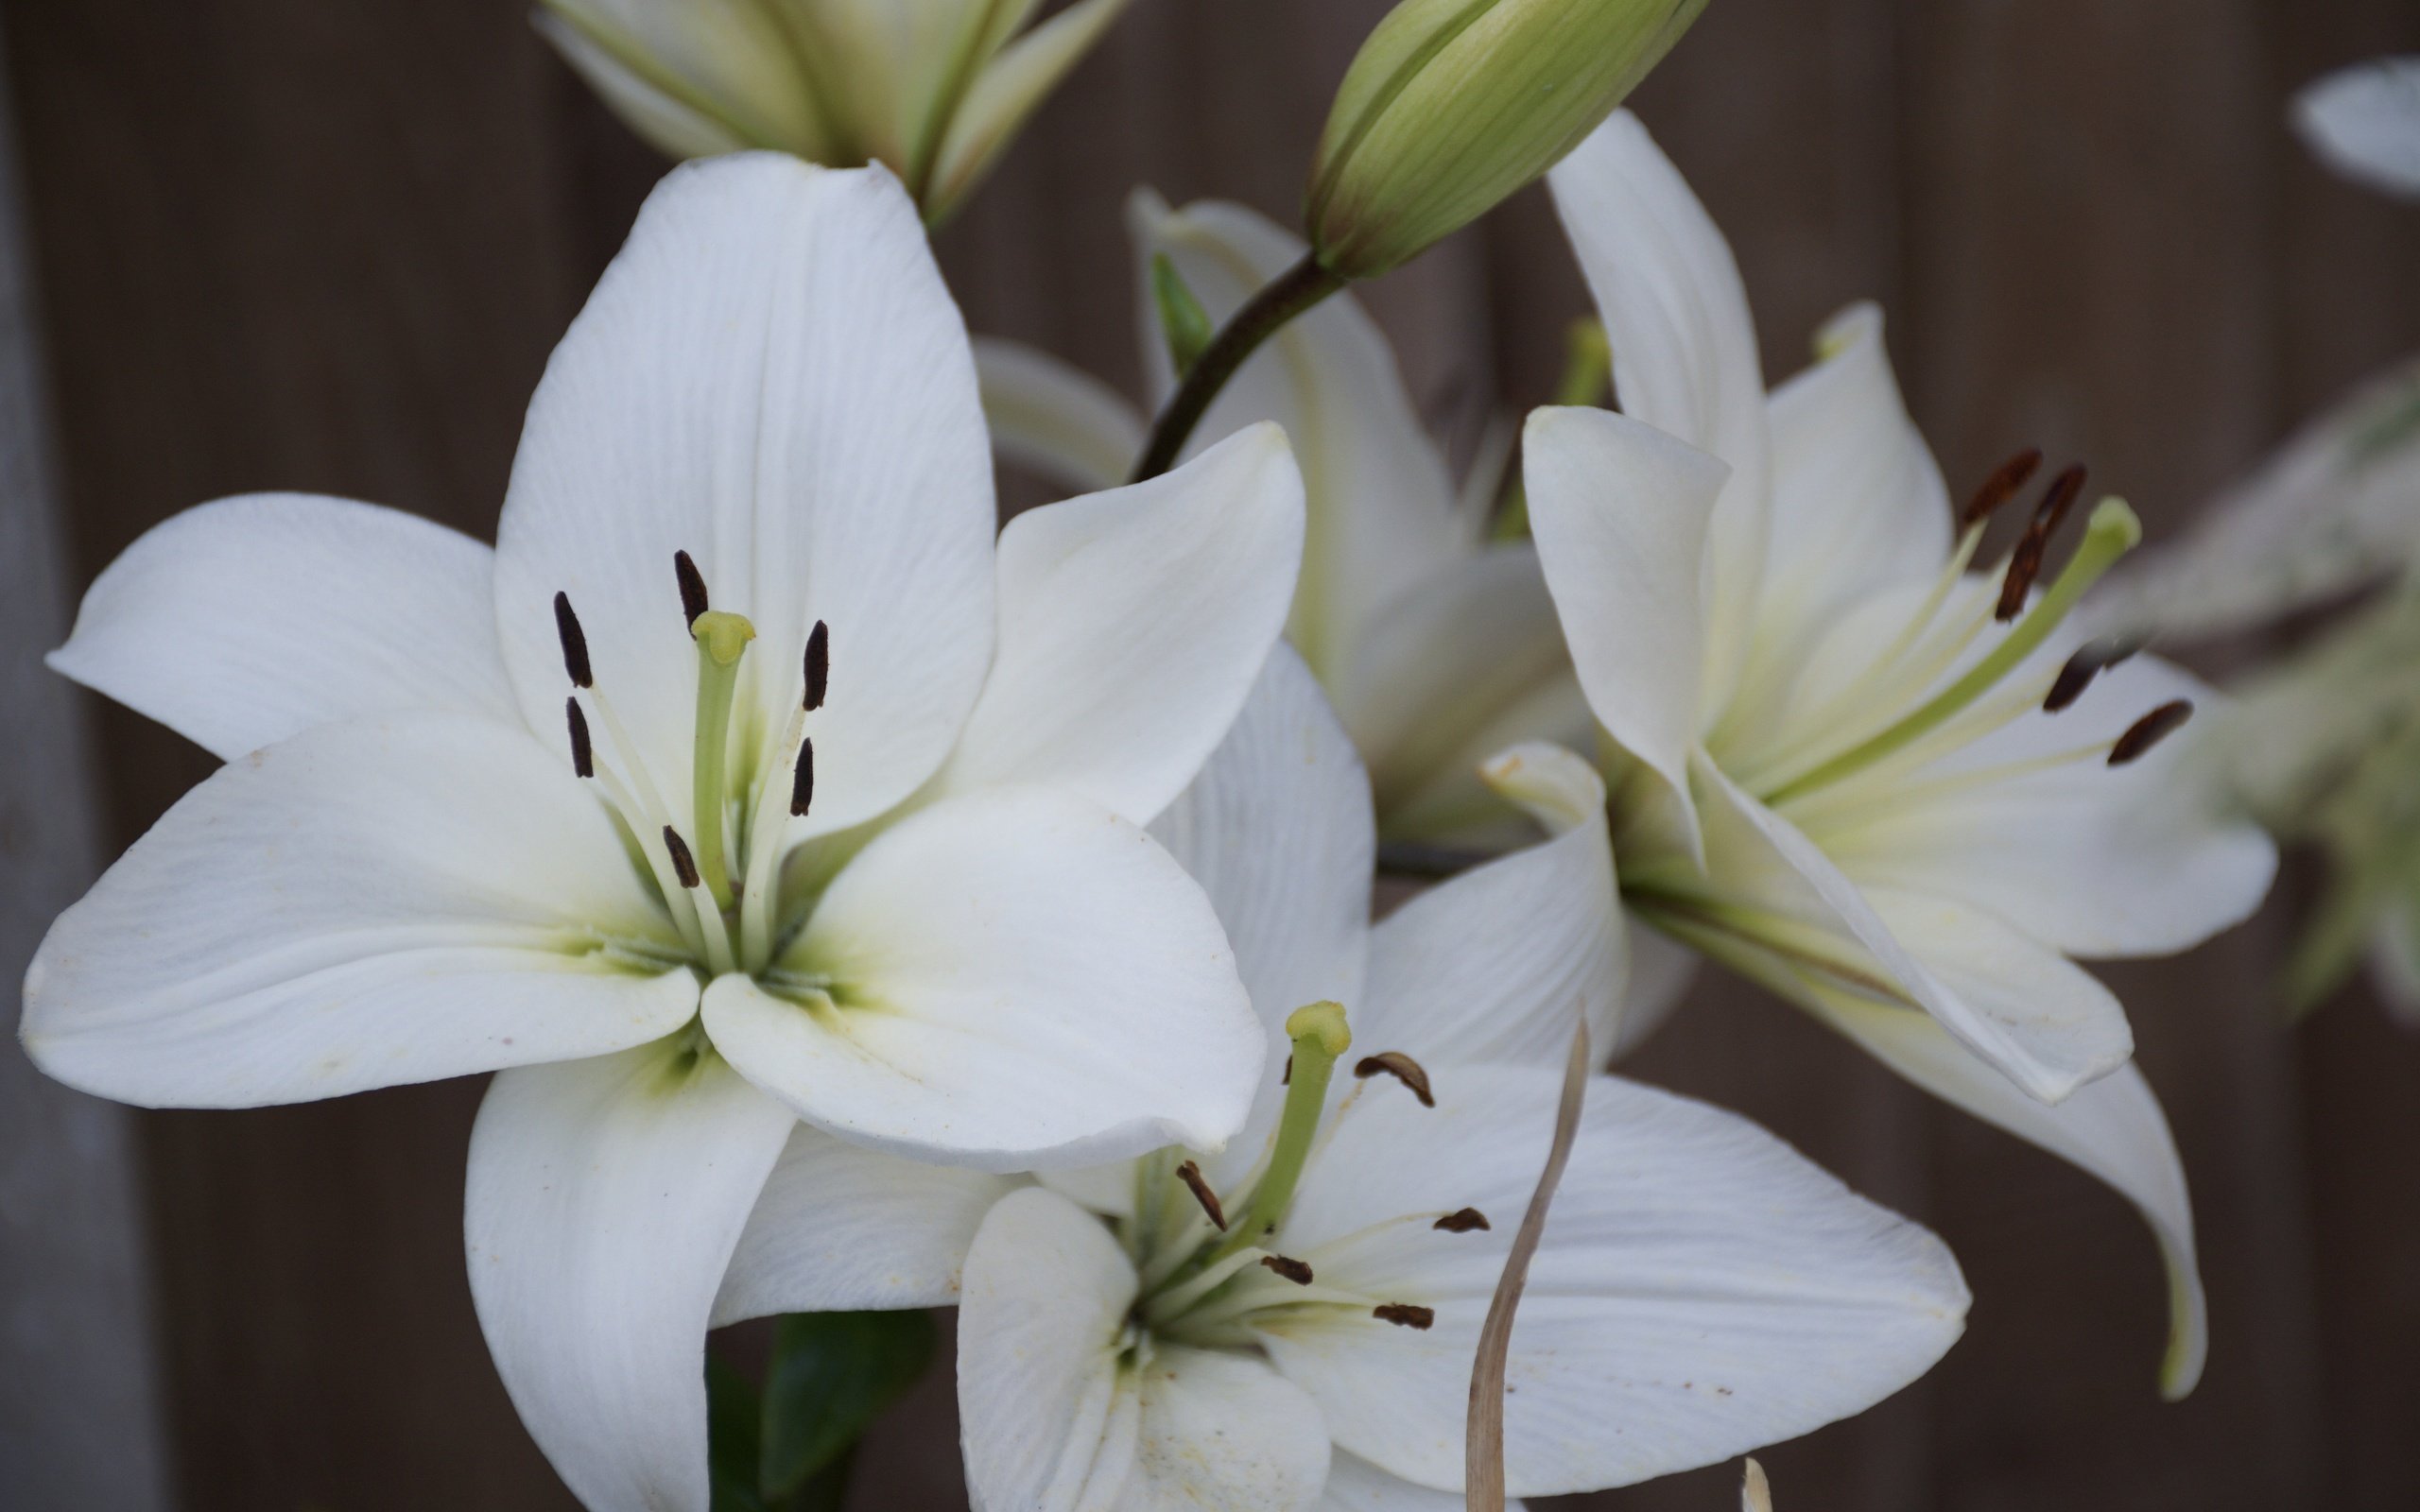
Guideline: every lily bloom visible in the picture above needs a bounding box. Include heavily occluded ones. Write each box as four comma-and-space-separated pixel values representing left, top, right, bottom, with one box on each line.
537, 0, 1133, 222
1522, 113, 2277, 1396
24, 155, 1304, 1510
937, 654, 1962, 1507
977, 191, 1595, 852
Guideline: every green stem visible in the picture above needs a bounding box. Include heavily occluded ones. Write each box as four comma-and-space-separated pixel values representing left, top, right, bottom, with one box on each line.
1131, 254, 1348, 483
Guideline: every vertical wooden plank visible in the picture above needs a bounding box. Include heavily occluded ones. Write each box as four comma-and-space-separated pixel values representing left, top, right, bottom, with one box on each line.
2270, 7, 2420, 1508
4, 1, 589, 1505
0, 15, 172, 1507
1900, 3, 2328, 1506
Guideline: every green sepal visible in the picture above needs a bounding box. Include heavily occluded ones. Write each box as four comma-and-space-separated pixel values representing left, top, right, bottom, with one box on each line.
1152, 253, 1218, 377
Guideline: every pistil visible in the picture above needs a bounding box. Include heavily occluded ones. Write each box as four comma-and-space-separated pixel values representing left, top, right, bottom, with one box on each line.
1195, 1002, 1352, 1270
688, 610, 756, 912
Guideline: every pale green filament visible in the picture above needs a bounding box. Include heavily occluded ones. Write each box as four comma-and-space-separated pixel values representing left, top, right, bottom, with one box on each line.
1765, 499, 2142, 806
1196, 1002, 1352, 1270
690, 610, 756, 912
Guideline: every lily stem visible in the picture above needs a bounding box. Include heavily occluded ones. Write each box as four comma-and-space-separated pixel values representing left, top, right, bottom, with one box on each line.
1130, 253, 1348, 483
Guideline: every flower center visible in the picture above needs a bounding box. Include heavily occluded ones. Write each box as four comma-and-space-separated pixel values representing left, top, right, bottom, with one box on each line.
551, 552, 829, 980
1117, 1005, 1469, 1349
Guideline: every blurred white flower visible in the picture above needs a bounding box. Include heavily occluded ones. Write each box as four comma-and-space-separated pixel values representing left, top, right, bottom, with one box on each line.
25, 154, 1305, 1512
977, 192, 1595, 852
936, 655, 1963, 1507
537, 0, 1133, 221
1523, 112, 2279, 1396
2293, 56, 2420, 199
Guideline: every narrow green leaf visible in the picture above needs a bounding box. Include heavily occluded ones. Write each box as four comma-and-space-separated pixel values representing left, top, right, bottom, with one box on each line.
760, 1311, 938, 1502
1151, 254, 1218, 377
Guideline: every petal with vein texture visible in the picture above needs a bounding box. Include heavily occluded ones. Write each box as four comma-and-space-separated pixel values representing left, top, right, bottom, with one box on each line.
1320, 1452, 1486, 1511
493, 156, 995, 838
1265, 1068, 1966, 1496
705, 788, 1261, 1171
22, 714, 699, 1107
713, 1125, 1022, 1322
465, 1043, 796, 1512
49, 494, 517, 762
929, 424, 1305, 825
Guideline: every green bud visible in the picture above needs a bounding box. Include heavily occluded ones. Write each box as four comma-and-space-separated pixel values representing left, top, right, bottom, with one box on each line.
1151, 254, 1217, 377
1305, 0, 1711, 279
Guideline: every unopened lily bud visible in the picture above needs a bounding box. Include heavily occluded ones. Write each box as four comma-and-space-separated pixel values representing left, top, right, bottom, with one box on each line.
1306, 0, 1710, 278
537, 0, 1134, 223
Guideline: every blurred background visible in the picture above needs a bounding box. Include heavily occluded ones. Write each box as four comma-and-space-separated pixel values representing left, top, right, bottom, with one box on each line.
1, 1, 2415, 1508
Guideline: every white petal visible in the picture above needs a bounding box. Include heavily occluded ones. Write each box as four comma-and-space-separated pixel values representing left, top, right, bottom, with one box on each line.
1332, 544, 1588, 838
976, 336, 1146, 494
536, 0, 829, 156
1806, 995, 2207, 1398
1694, 756, 2132, 1103
957, 1187, 1138, 1512
465, 1043, 795, 1512
1131, 194, 1465, 680
2294, 57, 2420, 198
1613, 915, 1699, 1058
1363, 746, 1624, 1066
1824, 655, 2277, 957
22, 714, 699, 1108
1266, 1067, 1966, 1496
1150, 647, 1374, 1187
930, 424, 1305, 825
47, 494, 517, 762
1754, 304, 1952, 648
704, 788, 1262, 1171
534, 10, 754, 161
1319, 1452, 1482, 1511
712, 1125, 1022, 1322
1523, 404, 1728, 842
928, 0, 1137, 215
493, 156, 995, 838
1549, 112, 1772, 709
959, 1189, 1330, 1512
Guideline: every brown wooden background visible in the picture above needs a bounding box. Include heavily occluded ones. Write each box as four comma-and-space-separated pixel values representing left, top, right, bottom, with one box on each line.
4, 0, 2417, 1506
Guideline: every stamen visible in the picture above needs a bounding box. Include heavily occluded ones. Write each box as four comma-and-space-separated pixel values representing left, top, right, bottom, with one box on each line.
1196, 1003, 1352, 1270
1176, 1160, 1228, 1231
1355, 1051, 1435, 1108
788, 738, 816, 817
1962, 447, 2045, 526
1996, 465, 2088, 621
553, 592, 594, 688
804, 621, 830, 712
2110, 700, 2193, 765
674, 551, 710, 628
663, 826, 701, 890
1260, 1255, 1314, 1286
2045, 635, 2142, 713
1373, 1304, 1435, 1330
1433, 1208, 1491, 1233
564, 697, 595, 780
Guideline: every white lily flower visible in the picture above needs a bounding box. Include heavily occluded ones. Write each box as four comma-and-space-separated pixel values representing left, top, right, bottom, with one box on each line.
1522, 113, 2279, 1396
23, 155, 1305, 1511
975, 192, 1598, 853
2294, 56, 2420, 199
933, 652, 1967, 1507
537, 0, 1133, 221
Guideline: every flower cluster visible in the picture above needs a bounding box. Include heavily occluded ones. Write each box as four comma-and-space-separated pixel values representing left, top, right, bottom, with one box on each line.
23, 8, 2388, 1512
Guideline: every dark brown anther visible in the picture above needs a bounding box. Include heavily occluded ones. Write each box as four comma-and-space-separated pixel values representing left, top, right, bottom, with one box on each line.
553, 592, 594, 688
1176, 1160, 1227, 1230
1962, 447, 2045, 526
565, 697, 595, 780
1996, 464, 2089, 621
1260, 1255, 1314, 1286
1433, 1208, 1491, 1233
789, 738, 816, 817
663, 826, 701, 889
804, 621, 830, 712
674, 551, 710, 628
1373, 1303, 1435, 1330
1355, 1051, 1435, 1108
2109, 700, 2193, 766
2045, 635, 2144, 713
1281, 1054, 1292, 1086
